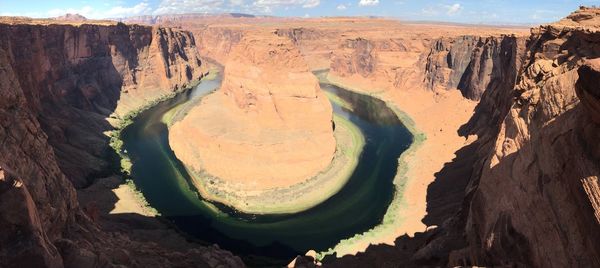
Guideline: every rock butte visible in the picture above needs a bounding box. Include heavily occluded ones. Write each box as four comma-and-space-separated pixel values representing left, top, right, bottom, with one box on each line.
169, 34, 336, 190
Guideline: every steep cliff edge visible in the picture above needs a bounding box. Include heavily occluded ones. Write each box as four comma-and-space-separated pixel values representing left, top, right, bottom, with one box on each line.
447, 10, 600, 266
0, 20, 242, 267
329, 31, 524, 102
305, 9, 600, 267
423, 35, 526, 101
0, 21, 206, 188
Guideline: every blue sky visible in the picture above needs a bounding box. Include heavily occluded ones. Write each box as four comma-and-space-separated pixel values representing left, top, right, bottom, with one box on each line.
0, 1, 598, 24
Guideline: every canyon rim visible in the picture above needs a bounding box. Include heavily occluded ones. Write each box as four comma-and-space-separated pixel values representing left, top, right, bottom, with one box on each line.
0, 3, 599, 268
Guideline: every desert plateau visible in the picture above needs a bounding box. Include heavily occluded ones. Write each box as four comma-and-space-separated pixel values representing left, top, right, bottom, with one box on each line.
0, 1, 599, 268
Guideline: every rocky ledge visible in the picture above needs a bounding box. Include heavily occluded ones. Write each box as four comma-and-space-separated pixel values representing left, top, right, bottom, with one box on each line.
0, 19, 241, 267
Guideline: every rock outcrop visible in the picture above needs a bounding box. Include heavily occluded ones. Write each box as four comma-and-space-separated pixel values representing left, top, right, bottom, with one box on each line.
170, 34, 335, 190
446, 11, 600, 266
331, 38, 377, 78
0, 22, 205, 188
308, 7, 600, 268
0, 20, 242, 267
424, 35, 526, 100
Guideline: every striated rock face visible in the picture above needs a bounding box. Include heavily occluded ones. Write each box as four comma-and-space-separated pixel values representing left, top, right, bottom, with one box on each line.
328, 31, 524, 99
331, 38, 377, 78
445, 9, 600, 267
329, 35, 424, 93
319, 8, 599, 268
424, 36, 480, 91
194, 27, 244, 64
0, 22, 204, 188
424, 35, 525, 100
0, 20, 243, 267
170, 34, 336, 189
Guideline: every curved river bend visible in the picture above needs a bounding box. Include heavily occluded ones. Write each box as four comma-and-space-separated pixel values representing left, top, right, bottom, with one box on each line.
121, 73, 413, 265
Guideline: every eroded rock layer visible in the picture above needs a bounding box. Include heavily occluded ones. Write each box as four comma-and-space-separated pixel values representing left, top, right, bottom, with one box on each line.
0, 20, 242, 267
447, 11, 600, 266
0, 21, 206, 188
170, 34, 336, 189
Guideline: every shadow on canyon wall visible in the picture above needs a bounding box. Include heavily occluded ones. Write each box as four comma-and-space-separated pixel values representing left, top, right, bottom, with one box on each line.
0, 22, 242, 267
320, 36, 526, 268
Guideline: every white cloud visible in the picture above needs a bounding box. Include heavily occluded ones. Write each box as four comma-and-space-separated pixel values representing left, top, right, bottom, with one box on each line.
446, 3, 462, 15
531, 9, 559, 20
152, 0, 320, 14
229, 0, 245, 5
105, 2, 152, 17
253, 0, 320, 9
337, 4, 347, 10
154, 0, 226, 14
359, 0, 379, 7
45, 2, 152, 19
421, 3, 463, 17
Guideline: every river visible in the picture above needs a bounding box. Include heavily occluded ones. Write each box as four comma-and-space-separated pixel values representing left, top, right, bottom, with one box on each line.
121, 72, 412, 265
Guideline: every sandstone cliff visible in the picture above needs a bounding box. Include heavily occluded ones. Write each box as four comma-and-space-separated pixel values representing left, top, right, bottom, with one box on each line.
0, 20, 241, 267
447, 10, 600, 266
170, 34, 336, 190
0, 22, 205, 188
424, 35, 525, 100
303, 9, 600, 268
328, 30, 524, 100
338, 8, 600, 267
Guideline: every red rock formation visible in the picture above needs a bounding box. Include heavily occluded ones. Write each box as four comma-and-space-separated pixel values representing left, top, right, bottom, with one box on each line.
440, 7, 600, 267
424, 35, 526, 100
170, 33, 336, 190
0, 20, 242, 267
307, 8, 600, 268
0, 22, 205, 187
332, 38, 377, 78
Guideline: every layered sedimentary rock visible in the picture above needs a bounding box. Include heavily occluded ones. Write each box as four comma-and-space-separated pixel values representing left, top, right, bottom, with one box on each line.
0, 21, 205, 188
0, 19, 241, 267
170, 34, 335, 190
446, 10, 600, 266
329, 36, 425, 93
424, 35, 526, 100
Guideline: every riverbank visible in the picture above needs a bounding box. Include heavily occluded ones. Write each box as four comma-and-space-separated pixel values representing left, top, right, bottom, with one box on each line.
317, 72, 476, 258
105, 65, 220, 217
181, 111, 365, 214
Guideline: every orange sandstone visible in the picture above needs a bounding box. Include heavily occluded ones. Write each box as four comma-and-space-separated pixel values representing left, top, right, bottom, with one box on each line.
169, 33, 336, 191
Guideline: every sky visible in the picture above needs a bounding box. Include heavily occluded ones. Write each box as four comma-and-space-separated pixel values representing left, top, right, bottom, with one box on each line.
0, 0, 598, 24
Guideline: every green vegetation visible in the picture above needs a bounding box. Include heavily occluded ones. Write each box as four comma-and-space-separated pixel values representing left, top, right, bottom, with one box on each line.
107, 65, 223, 216
107, 78, 210, 214
316, 72, 427, 261
323, 90, 353, 111
183, 113, 366, 215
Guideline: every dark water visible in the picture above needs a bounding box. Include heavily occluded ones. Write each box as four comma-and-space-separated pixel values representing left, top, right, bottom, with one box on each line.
121, 76, 413, 265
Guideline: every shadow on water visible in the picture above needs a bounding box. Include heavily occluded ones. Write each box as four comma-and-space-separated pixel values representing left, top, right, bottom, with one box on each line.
120, 74, 413, 266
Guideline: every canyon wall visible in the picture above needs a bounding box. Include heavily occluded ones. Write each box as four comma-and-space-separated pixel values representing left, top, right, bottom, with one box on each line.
424, 35, 525, 100
0, 21, 241, 267
328, 31, 524, 100
329, 35, 425, 93
0, 22, 205, 188
333, 8, 600, 267
447, 11, 600, 266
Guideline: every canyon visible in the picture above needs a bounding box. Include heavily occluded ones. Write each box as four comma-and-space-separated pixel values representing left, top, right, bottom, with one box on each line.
0, 17, 242, 267
0, 6, 599, 268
